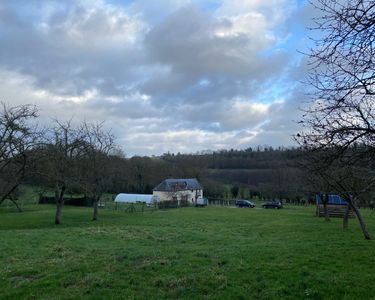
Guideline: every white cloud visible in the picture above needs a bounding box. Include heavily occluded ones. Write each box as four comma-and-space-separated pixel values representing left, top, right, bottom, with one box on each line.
0, 0, 306, 155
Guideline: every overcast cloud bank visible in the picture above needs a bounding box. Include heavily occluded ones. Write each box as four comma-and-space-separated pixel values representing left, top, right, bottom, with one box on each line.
0, 0, 310, 155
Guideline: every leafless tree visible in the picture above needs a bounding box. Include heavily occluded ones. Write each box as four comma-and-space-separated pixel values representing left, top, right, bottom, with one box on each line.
0, 102, 39, 211
299, 0, 375, 153
42, 120, 86, 224
79, 122, 115, 221
297, 0, 375, 239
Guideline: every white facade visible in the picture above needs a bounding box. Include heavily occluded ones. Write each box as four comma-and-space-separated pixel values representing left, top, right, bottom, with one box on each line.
152, 178, 203, 205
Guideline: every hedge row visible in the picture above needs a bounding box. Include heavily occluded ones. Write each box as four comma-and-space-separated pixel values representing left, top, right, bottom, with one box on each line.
157, 199, 190, 209
39, 196, 94, 207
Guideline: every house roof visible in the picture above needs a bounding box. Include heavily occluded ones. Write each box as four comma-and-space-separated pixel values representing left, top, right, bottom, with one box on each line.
153, 178, 202, 192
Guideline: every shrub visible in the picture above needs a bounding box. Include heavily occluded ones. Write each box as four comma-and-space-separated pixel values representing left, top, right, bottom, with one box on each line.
157, 199, 190, 209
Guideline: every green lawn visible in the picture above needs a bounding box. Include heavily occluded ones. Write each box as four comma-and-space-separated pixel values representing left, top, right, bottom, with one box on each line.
0, 204, 374, 299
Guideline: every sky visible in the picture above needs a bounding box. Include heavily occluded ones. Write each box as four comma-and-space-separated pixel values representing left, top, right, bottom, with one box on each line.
0, 0, 316, 156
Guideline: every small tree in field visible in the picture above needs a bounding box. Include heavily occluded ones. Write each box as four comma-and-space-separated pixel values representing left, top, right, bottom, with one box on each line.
42, 120, 86, 224
79, 122, 115, 221
0, 103, 39, 211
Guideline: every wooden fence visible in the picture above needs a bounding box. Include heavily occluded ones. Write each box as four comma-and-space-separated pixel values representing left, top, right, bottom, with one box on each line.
207, 198, 236, 206
316, 204, 355, 218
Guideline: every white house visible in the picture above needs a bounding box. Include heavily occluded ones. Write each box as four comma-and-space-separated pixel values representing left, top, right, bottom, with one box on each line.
153, 178, 203, 204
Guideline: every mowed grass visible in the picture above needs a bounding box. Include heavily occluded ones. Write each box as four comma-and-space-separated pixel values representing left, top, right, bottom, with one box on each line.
0, 204, 375, 299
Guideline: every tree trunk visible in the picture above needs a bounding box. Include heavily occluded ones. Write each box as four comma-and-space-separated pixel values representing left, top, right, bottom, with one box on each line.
55, 186, 66, 225
55, 201, 63, 224
92, 198, 99, 221
0, 183, 22, 211
9, 198, 22, 212
350, 204, 371, 240
323, 194, 330, 222
343, 204, 350, 230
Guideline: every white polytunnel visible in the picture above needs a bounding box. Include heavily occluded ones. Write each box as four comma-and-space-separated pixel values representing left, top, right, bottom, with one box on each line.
114, 193, 159, 204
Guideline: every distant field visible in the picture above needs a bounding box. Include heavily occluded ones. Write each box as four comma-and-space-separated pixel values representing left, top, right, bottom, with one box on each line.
0, 204, 374, 299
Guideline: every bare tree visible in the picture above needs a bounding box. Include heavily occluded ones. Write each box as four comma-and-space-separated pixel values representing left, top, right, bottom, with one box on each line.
0, 102, 39, 211
299, 0, 375, 152
79, 122, 115, 221
297, 0, 375, 239
42, 120, 86, 224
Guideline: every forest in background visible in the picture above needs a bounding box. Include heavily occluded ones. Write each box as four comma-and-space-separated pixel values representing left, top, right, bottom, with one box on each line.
22, 146, 311, 203
23, 146, 304, 202
22, 145, 375, 208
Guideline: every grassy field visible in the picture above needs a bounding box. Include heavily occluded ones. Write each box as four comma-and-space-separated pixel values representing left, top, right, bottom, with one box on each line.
0, 204, 375, 299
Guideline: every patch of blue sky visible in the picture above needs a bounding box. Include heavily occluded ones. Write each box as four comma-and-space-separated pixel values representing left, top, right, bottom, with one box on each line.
253, 119, 271, 130
198, 79, 210, 86
297, 0, 309, 5
105, 0, 135, 7
186, 78, 211, 93
198, 0, 222, 12
257, 79, 297, 104
106, 0, 221, 12
259, 28, 307, 57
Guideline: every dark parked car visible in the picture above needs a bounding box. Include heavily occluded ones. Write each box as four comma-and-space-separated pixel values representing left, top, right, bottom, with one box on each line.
262, 201, 282, 209
235, 200, 255, 208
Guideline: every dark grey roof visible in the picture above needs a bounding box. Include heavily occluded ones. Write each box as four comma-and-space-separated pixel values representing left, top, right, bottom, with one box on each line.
153, 178, 202, 192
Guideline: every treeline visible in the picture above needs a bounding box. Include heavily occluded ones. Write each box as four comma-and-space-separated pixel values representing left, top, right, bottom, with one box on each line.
154, 149, 307, 202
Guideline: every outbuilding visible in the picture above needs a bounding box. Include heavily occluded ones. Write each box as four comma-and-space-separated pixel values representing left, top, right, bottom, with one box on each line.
315, 194, 354, 218
114, 193, 158, 204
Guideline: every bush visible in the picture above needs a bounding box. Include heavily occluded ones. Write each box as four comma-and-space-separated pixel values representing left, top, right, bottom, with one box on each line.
157, 199, 190, 209
179, 199, 189, 207
39, 196, 94, 207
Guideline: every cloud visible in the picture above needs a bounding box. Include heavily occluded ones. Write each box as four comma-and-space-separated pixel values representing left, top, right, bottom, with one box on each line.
249, 90, 306, 147
143, 3, 290, 94
0, 0, 146, 97
0, 0, 307, 155
170, 98, 274, 131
